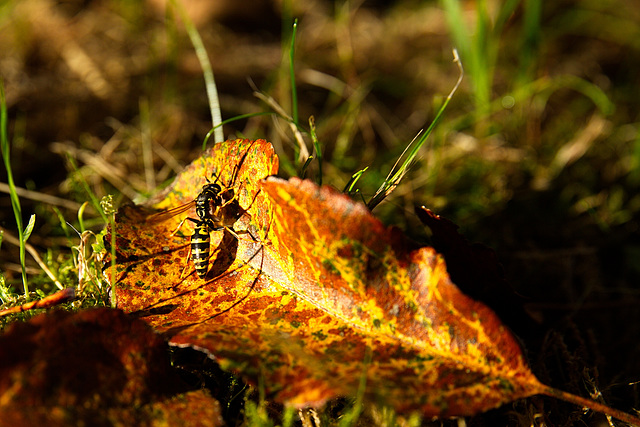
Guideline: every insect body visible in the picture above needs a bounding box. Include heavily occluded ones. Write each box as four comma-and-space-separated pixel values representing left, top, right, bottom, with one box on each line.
186, 182, 228, 279
148, 176, 242, 279
195, 183, 223, 227
188, 218, 212, 279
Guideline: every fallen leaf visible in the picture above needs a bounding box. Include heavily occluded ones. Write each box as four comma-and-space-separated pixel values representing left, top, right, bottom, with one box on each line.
0, 308, 223, 427
105, 139, 640, 424
415, 207, 535, 336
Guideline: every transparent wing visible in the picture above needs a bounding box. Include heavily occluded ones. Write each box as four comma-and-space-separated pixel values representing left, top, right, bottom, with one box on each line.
147, 200, 195, 222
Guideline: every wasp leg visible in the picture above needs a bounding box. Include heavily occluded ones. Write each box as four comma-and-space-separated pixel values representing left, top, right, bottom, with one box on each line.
175, 219, 197, 280
178, 247, 193, 279
170, 217, 189, 237
224, 227, 258, 244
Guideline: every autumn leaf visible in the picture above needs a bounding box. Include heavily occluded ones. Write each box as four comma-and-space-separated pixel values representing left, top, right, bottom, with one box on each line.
0, 308, 223, 427
414, 207, 535, 335
105, 139, 640, 424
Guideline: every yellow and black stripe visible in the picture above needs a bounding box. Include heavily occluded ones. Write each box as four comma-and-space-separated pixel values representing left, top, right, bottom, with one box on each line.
188, 218, 211, 279
189, 182, 224, 279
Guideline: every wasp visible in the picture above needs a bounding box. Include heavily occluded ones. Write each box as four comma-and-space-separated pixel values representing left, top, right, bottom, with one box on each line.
148, 173, 247, 279
186, 181, 224, 278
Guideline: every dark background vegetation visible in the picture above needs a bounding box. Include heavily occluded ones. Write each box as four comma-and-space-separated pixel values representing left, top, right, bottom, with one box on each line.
1, 0, 639, 425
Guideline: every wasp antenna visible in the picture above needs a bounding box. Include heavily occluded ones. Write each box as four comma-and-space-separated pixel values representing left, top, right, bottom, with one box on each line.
210, 168, 232, 189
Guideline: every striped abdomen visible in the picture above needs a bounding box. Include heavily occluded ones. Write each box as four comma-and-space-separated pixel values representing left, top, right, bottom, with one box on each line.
189, 219, 210, 279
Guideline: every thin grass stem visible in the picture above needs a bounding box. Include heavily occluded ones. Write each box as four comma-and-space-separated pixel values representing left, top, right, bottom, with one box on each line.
338, 348, 371, 427
139, 97, 156, 191
0, 182, 82, 210
202, 112, 274, 150
1, 80, 30, 296
309, 115, 323, 186
289, 19, 299, 127
343, 167, 368, 194
367, 49, 463, 210
252, 89, 308, 162
169, 0, 222, 144
67, 157, 108, 225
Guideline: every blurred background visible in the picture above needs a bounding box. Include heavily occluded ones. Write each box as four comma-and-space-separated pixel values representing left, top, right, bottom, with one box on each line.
1, 0, 639, 425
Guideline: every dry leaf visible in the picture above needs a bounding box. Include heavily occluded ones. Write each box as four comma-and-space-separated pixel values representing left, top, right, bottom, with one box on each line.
105, 139, 640, 424
415, 207, 535, 335
0, 308, 223, 427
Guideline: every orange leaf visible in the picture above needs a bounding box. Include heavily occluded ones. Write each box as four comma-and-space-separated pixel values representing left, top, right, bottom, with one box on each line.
105, 139, 640, 424
0, 308, 223, 426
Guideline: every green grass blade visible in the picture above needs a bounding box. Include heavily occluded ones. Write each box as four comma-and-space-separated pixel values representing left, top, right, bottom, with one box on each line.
100, 195, 117, 308
517, 0, 542, 84
1, 79, 29, 296
0, 274, 13, 304
338, 349, 371, 427
67, 156, 109, 226
202, 112, 274, 150
441, 0, 471, 77
442, 0, 502, 131
508, 74, 614, 117
22, 214, 35, 243
445, 73, 613, 132
300, 155, 314, 179
169, 0, 223, 145
52, 206, 73, 246
473, 0, 490, 109
281, 406, 296, 427
309, 115, 322, 186
77, 202, 89, 233
367, 50, 463, 210
494, 0, 522, 33
343, 167, 368, 195
289, 19, 299, 127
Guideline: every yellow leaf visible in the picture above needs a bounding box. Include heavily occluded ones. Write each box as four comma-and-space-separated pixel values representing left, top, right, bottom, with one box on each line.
105, 139, 640, 424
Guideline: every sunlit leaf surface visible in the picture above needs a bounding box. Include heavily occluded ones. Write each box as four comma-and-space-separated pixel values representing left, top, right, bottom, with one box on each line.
105, 139, 639, 423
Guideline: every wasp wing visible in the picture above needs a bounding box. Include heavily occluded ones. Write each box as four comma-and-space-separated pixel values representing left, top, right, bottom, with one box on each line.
147, 200, 195, 222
